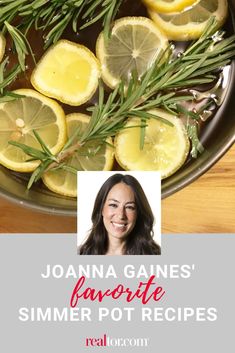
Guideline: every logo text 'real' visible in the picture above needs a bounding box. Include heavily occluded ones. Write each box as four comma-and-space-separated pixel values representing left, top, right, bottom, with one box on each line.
85, 334, 149, 347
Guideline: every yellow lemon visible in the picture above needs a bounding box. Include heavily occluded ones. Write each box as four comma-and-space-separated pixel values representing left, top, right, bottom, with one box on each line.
149, 0, 228, 41
0, 33, 6, 62
96, 16, 168, 89
143, 0, 199, 13
42, 113, 114, 197
31, 40, 101, 106
115, 109, 190, 178
0, 89, 67, 172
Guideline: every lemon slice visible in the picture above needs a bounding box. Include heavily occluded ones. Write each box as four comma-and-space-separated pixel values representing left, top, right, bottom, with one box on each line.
115, 109, 190, 178
149, 0, 228, 41
143, 0, 198, 13
31, 40, 100, 106
0, 33, 6, 62
96, 16, 168, 89
0, 89, 67, 172
42, 113, 114, 197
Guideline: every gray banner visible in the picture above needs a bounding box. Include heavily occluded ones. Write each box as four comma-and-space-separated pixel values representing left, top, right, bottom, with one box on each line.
0, 234, 234, 352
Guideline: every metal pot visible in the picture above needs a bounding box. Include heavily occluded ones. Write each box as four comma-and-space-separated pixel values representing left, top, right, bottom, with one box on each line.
0, 0, 234, 216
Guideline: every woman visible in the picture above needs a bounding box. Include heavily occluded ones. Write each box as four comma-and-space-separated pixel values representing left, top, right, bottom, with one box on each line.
79, 173, 161, 255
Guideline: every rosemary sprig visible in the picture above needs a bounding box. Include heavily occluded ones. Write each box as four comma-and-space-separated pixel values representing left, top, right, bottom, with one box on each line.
80, 0, 123, 41
81, 19, 235, 139
186, 123, 204, 158
0, 56, 22, 101
9, 130, 59, 188
8, 18, 235, 188
4, 21, 36, 71
0, 0, 124, 48
0, 57, 9, 94
0, 22, 36, 101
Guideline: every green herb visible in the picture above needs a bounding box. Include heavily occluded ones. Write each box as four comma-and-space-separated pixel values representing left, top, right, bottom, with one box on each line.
80, 0, 123, 41
81, 19, 235, 144
0, 0, 124, 48
0, 56, 22, 101
8, 18, 235, 187
9, 130, 59, 189
186, 123, 205, 158
0, 91, 26, 103
0, 22, 36, 101
4, 21, 36, 71
0, 57, 9, 94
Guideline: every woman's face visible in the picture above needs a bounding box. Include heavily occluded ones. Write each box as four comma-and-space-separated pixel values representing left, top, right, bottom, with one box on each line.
102, 182, 137, 240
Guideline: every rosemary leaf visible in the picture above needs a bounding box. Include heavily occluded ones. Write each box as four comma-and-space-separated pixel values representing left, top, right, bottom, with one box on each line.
0, 91, 25, 103
4, 21, 36, 70
186, 123, 204, 158
27, 159, 53, 189
61, 126, 82, 151
127, 110, 173, 126
140, 118, 146, 150
0, 63, 21, 90
0, 57, 9, 95
8, 140, 48, 161
176, 104, 201, 121
32, 130, 54, 157
60, 165, 77, 174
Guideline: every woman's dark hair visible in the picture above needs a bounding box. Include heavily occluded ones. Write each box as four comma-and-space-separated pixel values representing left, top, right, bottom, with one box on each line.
79, 173, 161, 255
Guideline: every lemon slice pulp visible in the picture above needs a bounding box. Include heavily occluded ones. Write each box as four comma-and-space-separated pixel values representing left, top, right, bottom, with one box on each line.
0, 33, 6, 62
149, 0, 228, 41
43, 113, 114, 197
143, 0, 199, 13
0, 89, 67, 172
31, 40, 101, 106
96, 16, 168, 88
115, 109, 190, 178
